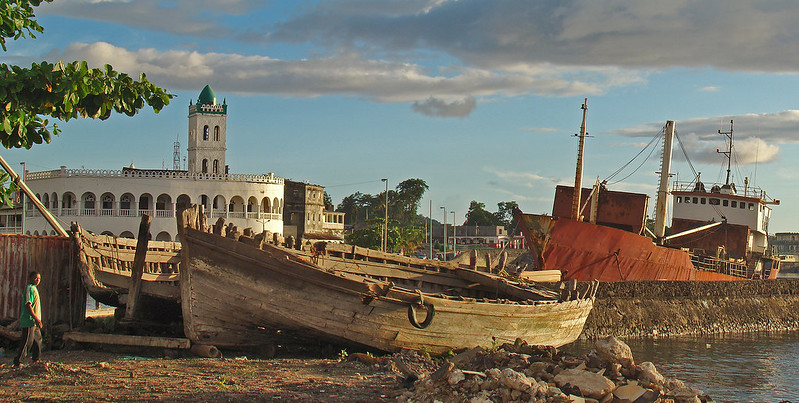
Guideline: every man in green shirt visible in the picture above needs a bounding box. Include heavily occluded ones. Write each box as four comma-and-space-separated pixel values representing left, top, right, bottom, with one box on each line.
13, 271, 42, 367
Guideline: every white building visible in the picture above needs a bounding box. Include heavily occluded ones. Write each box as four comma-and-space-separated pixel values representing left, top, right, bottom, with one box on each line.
21, 85, 285, 241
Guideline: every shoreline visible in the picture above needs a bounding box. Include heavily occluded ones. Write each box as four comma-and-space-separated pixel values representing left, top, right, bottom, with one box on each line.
581, 278, 799, 339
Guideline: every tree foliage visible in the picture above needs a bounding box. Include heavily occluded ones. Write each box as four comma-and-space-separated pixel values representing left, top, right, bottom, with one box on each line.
494, 201, 520, 235
344, 217, 424, 254
336, 178, 428, 227
464, 200, 500, 226
0, 0, 173, 205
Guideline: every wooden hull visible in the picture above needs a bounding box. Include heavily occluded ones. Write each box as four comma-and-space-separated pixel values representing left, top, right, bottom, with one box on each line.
72, 223, 181, 307
179, 226, 595, 354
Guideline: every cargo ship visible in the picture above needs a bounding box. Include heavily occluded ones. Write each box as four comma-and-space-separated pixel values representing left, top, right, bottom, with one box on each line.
515, 106, 780, 281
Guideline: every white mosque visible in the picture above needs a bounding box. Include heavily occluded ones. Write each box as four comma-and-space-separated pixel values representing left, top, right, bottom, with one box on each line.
20, 85, 286, 241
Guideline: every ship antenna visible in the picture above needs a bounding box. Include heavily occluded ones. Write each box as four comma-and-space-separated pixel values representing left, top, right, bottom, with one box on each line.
572, 98, 588, 221
717, 120, 733, 185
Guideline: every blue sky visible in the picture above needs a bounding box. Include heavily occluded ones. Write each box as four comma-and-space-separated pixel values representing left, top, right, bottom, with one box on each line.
4, 0, 799, 232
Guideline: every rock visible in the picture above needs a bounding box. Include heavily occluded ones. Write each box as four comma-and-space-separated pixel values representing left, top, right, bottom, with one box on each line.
595, 336, 635, 368
664, 386, 704, 402
430, 361, 455, 381
554, 368, 616, 399
448, 369, 466, 386
612, 381, 648, 403
636, 362, 665, 385
469, 392, 493, 403
450, 346, 484, 367
500, 368, 532, 392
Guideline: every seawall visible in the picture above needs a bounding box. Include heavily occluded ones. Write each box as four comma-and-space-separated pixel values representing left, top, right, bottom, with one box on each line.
581, 279, 799, 339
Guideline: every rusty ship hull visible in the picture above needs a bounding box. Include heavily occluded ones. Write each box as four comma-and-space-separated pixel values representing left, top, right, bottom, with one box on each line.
516, 212, 765, 282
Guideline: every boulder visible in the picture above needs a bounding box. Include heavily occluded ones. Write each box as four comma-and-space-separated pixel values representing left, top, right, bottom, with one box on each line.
612, 381, 648, 403
500, 368, 533, 392
595, 336, 635, 368
664, 386, 704, 402
636, 361, 665, 385
554, 368, 616, 399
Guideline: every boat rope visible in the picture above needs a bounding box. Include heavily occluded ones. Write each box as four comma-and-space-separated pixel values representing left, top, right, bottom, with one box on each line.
604, 126, 664, 185
674, 130, 726, 220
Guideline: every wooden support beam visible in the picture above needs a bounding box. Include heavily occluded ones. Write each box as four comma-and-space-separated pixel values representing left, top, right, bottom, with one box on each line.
0, 153, 68, 237
63, 332, 191, 349
125, 214, 152, 321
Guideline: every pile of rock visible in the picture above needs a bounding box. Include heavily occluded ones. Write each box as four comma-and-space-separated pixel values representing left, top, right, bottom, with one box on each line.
396, 337, 712, 403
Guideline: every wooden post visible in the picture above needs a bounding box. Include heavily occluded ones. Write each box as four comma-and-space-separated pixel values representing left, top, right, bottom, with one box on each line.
125, 214, 152, 321
469, 250, 477, 270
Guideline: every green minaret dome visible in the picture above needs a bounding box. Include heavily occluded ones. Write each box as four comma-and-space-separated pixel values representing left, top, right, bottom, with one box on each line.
198, 85, 216, 105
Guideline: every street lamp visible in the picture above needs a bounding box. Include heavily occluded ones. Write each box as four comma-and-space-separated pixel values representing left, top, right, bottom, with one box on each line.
451, 210, 456, 257
381, 178, 388, 253
440, 206, 446, 261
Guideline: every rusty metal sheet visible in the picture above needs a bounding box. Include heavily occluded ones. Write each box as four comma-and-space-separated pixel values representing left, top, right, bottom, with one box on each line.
0, 234, 84, 328
517, 213, 745, 282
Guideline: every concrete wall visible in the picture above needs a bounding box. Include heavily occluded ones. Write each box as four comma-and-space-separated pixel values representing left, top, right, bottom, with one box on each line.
582, 279, 799, 339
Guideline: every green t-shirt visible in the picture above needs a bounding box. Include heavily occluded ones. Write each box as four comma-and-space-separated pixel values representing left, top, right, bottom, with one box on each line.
19, 284, 40, 328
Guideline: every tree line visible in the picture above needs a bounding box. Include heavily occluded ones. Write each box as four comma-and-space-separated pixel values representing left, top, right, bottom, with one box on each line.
335, 179, 520, 254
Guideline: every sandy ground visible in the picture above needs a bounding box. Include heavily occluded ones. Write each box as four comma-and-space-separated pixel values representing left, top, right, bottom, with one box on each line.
0, 347, 411, 402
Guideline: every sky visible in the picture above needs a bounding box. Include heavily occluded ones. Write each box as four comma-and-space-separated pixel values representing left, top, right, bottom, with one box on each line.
4, 0, 799, 232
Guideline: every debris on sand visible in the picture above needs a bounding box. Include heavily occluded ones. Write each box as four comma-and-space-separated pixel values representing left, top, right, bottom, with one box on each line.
386, 337, 711, 403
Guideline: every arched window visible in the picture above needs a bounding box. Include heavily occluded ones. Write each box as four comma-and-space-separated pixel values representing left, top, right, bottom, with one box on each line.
213, 160, 219, 174
82, 193, 96, 211
203, 125, 209, 141
214, 126, 220, 141
202, 159, 208, 173
176, 194, 191, 211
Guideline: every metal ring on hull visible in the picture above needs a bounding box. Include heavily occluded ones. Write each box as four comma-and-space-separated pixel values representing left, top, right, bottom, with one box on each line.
407, 300, 435, 329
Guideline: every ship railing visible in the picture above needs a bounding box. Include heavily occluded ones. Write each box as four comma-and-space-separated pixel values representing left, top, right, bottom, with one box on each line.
690, 254, 749, 278
672, 180, 775, 202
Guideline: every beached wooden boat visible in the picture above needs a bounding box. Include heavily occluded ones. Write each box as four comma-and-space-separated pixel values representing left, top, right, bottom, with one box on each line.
72, 222, 181, 308
177, 206, 597, 354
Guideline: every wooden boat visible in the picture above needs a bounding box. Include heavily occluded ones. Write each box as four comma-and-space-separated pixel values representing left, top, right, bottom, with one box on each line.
177, 206, 597, 354
72, 222, 181, 308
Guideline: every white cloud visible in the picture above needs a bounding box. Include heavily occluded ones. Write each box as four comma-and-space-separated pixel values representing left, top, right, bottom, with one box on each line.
699, 86, 720, 92
42, 42, 638, 117
412, 96, 475, 117
611, 111, 799, 165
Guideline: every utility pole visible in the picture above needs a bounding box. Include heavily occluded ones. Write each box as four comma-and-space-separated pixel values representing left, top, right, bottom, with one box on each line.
572, 98, 588, 221
440, 206, 447, 261
381, 178, 388, 252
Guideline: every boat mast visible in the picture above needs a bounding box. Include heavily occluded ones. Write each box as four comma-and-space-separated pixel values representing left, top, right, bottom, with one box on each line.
717, 120, 733, 186
572, 98, 588, 221
654, 121, 674, 241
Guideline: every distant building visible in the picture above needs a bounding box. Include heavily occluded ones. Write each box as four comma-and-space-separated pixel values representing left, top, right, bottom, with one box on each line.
772, 232, 799, 255
18, 85, 285, 241
283, 179, 344, 247
432, 225, 511, 248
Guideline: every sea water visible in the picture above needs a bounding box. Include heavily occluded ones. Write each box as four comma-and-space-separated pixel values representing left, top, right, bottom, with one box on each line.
569, 331, 799, 402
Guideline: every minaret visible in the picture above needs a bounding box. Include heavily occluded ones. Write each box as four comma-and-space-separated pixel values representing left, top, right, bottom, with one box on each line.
187, 85, 228, 174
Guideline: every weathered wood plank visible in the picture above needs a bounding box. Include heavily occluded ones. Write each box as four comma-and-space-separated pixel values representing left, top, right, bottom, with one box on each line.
519, 270, 562, 283
125, 214, 152, 320
63, 332, 191, 349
